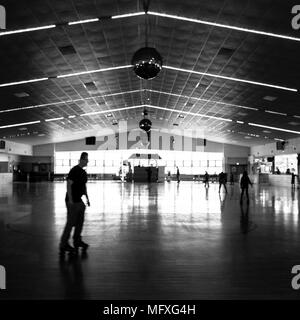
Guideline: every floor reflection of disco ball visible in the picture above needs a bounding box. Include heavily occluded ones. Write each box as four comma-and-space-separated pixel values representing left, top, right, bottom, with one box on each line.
132, 47, 162, 80
139, 118, 152, 132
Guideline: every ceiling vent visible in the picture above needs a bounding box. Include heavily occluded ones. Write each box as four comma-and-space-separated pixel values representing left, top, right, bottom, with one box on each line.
59, 45, 77, 55
217, 47, 235, 59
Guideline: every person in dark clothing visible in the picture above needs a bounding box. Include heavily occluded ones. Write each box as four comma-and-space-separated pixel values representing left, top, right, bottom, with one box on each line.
176, 167, 180, 183
60, 152, 90, 255
146, 167, 152, 183
240, 171, 253, 203
291, 172, 296, 189
204, 171, 209, 188
230, 173, 234, 185
218, 172, 227, 193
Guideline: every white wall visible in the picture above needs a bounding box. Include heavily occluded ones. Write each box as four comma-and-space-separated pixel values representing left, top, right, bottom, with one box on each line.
0, 140, 32, 156
251, 137, 300, 157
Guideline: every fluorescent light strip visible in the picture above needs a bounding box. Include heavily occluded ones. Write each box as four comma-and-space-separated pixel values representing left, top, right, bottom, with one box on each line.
148, 11, 300, 42
164, 65, 297, 92
68, 18, 100, 25
236, 121, 244, 124
0, 90, 142, 114
248, 123, 300, 135
0, 121, 41, 129
57, 65, 132, 78
68, 115, 76, 118
0, 25, 56, 37
144, 104, 232, 122
80, 105, 144, 117
265, 110, 287, 116
148, 89, 259, 111
45, 117, 64, 122
0, 77, 49, 88
274, 138, 285, 141
111, 12, 145, 19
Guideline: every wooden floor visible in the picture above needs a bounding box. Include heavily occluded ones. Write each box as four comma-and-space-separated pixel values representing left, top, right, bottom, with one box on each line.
0, 180, 300, 300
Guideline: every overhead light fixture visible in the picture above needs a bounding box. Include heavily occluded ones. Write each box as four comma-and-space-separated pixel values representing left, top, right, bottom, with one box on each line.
68, 115, 76, 118
0, 120, 41, 129
112, 12, 145, 19
68, 18, 100, 25
265, 110, 287, 116
248, 123, 300, 135
0, 25, 56, 37
45, 117, 64, 122
164, 65, 297, 92
148, 11, 300, 42
80, 105, 144, 117
57, 65, 131, 78
0, 77, 49, 88
147, 89, 259, 111
139, 107, 152, 141
236, 120, 244, 124
143, 104, 232, 122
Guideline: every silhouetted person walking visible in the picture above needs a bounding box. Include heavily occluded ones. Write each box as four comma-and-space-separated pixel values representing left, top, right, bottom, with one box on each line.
60, 152, 90, 256
291, 172, 296, 189
176, 167, 180, 183
240, 171, 253, 203
204, 171, 209, 188
218, 172, 227, 193
230, 173, 234, 185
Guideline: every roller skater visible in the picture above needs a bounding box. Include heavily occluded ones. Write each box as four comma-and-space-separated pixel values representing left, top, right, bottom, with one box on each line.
59, 152, 90, 257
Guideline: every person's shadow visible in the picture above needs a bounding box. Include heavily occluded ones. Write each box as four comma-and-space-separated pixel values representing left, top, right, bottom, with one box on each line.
59, 251, 88, 299
240, 203, 250, 234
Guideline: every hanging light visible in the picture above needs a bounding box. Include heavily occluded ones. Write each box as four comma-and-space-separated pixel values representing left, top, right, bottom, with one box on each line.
132, 0, 162, 80
139, 118, 152, 132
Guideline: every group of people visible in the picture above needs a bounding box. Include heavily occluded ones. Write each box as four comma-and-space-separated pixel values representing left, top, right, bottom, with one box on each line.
204, 171, 253, 203
64, 152, 300, 255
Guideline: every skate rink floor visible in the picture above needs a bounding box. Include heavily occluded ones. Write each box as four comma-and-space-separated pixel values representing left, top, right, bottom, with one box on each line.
0, 180, 300, 299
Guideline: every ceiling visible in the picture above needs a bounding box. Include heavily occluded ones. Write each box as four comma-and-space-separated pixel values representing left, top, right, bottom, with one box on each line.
0, 0, 300, 146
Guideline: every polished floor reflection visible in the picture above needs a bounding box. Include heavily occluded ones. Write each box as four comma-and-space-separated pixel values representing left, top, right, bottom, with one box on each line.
0, 181, 300, 299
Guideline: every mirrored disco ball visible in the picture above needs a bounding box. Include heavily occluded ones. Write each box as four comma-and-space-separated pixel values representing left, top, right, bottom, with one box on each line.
139, 118, 152, 132
132, 47, 162, 80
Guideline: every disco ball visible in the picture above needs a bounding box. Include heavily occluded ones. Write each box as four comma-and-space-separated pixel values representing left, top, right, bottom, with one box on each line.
132, 47, 162, 80
139, 118, 152, 132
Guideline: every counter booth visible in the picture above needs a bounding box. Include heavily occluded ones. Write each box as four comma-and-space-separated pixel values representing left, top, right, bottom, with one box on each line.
126, 153, 165, 183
